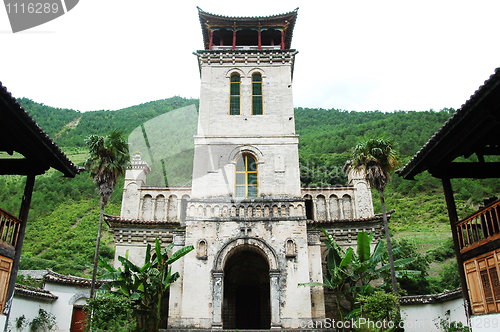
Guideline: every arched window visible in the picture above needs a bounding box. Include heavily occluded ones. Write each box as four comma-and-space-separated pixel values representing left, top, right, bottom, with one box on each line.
235, 155, 258, 197
230, 73, 241, 115
252, 73, 263, 115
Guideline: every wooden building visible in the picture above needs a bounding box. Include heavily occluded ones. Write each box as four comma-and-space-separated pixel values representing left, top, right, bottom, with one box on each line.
0, 82, 80, 319
397, 68, 500, 318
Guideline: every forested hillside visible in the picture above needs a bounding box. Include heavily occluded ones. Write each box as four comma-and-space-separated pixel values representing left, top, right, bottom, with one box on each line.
4, 97, 500, 294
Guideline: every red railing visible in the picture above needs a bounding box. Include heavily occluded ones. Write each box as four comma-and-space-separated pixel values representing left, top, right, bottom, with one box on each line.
0, 208, 21, 249
456, 199, 500, 252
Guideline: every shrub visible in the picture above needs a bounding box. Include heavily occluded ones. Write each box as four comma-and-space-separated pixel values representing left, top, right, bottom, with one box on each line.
84, 292, 136, 332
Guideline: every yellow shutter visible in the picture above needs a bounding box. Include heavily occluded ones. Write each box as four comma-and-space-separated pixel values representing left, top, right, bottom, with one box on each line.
0, 256, 13, 313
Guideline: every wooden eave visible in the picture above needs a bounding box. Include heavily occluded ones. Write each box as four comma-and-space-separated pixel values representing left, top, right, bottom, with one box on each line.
0, 82, 81, 177
197, 7, 298, 50
397, 68, 500, 180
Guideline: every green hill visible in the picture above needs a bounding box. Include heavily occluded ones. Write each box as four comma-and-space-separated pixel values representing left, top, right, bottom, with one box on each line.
4, 97, 499, 294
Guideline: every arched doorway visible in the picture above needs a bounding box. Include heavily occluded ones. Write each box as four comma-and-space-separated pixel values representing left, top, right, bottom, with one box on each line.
222, 247, 271, 329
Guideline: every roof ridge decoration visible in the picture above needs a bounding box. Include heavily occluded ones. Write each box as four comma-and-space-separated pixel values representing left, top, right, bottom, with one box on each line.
15, 283, 58, 301
104, 213, 181, 227
44, 268, 106, 287
399, 288, 462, 304
197, 6, 299, 20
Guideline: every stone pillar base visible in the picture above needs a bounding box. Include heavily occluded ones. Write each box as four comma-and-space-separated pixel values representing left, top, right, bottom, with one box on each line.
211, 323, 223, 330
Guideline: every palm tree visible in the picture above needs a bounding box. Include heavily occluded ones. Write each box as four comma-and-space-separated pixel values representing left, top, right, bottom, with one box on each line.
84, 129, 129, 298
348, 135, 399, 296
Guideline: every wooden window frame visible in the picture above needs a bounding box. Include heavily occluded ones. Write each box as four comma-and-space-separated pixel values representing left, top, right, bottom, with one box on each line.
464, 248, 500, 315
252, 73, 263, 115
235, 155, 258, 198
229, 73, 241, 115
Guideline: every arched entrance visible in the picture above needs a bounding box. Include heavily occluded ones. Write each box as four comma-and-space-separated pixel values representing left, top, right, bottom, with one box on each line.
223, 247, 271, 329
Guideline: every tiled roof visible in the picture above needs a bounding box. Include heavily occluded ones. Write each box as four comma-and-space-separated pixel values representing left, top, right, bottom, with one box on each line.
0, 82, 82, 177
307, 210, 394, 225
104, 213, 181, 227
197, 7, 298, 51
197, 6, 299, 21
15, 284, 58, 301
397, 68, 500, 179
400, 288, 462, 305
44, 269, 106, 287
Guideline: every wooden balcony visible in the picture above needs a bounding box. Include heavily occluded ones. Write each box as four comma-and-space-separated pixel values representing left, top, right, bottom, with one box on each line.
0, 208, 21, 251
457, 198, 500, 253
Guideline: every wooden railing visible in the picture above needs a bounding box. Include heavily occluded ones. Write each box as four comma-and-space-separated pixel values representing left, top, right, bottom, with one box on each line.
456, 199, 500, 252
0, 208, 21, 249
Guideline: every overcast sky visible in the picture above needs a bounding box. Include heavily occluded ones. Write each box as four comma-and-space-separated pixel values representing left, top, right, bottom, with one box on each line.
1, 0, 499, 113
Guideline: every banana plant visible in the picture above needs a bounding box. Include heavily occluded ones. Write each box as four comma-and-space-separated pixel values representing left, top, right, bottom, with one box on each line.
99, 238, 194, 332
300, 229, 420, 319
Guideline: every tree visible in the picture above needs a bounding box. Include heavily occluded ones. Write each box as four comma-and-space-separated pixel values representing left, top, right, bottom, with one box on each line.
99, 239, 194, 332
84, 129, 130, 298
300, 230, 418, 320
348, 135, 400, 296
84, 292, 136, 332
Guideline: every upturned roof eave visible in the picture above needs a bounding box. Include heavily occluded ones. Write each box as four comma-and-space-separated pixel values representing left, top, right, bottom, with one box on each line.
197, 7, 298, 51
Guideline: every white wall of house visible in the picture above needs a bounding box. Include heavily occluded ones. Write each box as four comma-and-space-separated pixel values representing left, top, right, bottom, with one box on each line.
402, 298, 467, 332
2, 297, 53, 331
470, 313, 500, 332
44, 283, 89, 332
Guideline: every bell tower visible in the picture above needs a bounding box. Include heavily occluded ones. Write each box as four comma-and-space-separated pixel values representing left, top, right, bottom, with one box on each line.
191, 7, 300, 199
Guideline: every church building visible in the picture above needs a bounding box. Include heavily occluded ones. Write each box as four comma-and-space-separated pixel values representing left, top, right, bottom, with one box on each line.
106, 8, 385, 330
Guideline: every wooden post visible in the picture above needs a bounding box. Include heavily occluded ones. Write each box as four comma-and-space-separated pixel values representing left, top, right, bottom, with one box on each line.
3, 173, 35, 331
258, 24, 261, 50
232, 24, 236, 50
280, 29, 284, 49
209, 29, 213, 50
442, 177, 472, 318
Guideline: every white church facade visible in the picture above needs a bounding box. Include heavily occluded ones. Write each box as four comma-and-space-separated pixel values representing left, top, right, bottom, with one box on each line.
106, 8, 385, 330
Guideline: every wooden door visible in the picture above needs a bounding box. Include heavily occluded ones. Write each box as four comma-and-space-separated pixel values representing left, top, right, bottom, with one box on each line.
70, 306, 86, 332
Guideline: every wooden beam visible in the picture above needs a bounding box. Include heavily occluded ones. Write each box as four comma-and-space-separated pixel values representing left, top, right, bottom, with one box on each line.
430, 162, 500, 179
4, 173, 35, 323
442, 178, 472, 317
0, 159, 47, 175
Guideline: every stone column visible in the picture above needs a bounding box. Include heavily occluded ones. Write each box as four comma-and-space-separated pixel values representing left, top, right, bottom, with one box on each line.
151, 197, 157, 221
307, 229, 326, 319
168, 230, 185, 327
312, 198, 318, 221
270, 270, 282, 330
138, 195, 144, 220
212, 270, 224, 329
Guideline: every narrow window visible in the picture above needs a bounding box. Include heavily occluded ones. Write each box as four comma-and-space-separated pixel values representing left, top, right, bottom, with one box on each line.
252, 73, 263, 115
235, 155, 258, 198
230, 74, 240, 115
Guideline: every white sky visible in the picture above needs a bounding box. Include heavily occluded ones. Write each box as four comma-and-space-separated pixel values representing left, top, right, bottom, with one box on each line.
1, 0, 499, 113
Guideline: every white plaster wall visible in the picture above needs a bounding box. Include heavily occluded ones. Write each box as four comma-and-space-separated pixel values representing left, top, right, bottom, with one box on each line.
401, 298, 467, 332
5, 297, 53, 332
191, 137, 301, 198
191, 54, 301, 199
197, 64, 295, 137
44, 283, 89, 332
114, 244, 148, 268
470, 313, 500, 332
178, 219, 313, 329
